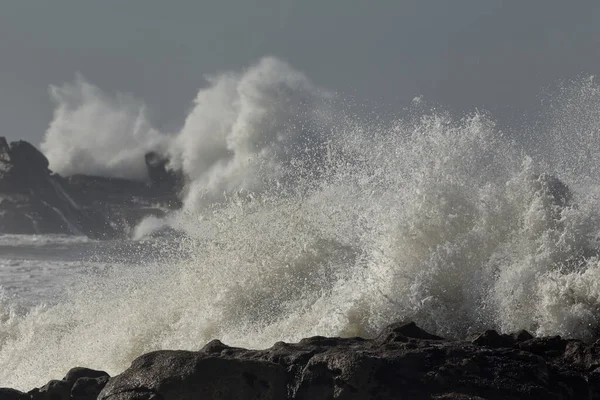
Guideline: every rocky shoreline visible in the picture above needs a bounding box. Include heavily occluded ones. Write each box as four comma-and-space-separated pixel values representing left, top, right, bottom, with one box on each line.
2, 321, 600, 399
0, 137, 182, 239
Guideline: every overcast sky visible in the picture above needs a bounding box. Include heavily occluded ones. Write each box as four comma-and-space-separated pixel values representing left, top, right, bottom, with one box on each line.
1, 0, 600, 145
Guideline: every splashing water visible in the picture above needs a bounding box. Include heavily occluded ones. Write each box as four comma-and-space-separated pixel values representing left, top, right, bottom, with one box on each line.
41, 75, 168, 180
3, 58, 600, 389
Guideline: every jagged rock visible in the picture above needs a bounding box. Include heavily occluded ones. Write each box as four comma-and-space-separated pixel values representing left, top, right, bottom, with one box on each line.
86, 322, 600, 399
0, 137, 181, 239
9, 140, 49, 173
26, 367, 110, 400
518, 335, 568, 357
562, 340, 600, 371
378, 321, 444, 342
14, 322, 600, 399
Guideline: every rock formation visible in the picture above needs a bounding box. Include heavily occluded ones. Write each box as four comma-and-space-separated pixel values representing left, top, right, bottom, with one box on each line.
0, 137, 181, 239
4, 322, 600, 399
145, 151, 182, 191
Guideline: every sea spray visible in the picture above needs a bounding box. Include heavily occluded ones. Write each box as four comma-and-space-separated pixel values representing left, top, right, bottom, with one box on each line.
3, 58, 600, 389
41, 75, 168, 180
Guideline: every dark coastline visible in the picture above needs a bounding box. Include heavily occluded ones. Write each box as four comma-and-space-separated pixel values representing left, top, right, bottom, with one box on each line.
2, 321, 599, 399
0, 137, 181, 240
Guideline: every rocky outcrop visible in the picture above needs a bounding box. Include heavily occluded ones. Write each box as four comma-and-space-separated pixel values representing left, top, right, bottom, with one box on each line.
6, 322, 600, 399
144, 151, 182, 190
2, 367, 111, 400
0, 137, 181, 239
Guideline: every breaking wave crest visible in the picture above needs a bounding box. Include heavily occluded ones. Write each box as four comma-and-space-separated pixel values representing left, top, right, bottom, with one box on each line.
3, 59, 600, 389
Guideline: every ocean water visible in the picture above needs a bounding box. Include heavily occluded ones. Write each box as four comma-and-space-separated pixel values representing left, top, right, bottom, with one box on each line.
4, 58, 600, 390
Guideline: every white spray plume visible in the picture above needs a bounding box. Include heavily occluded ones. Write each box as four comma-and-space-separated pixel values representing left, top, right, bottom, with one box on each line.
41, 75, 168, 180
169, 56, 334, 209
6, 61, 600, 391
42, 57, 334, 202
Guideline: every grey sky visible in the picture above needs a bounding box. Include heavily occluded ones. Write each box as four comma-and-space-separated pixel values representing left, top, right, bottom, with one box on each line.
1, 0, 599, 145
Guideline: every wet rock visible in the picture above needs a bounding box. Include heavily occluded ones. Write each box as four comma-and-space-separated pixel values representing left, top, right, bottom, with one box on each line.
33, 379, 70, 400
63, 367, 109, 384
93, 322, 598, 399
100, 350, 287, 400
511, 329, 534, 343
518, 335, 568, 357
472, 329, 515, 348
71, 376, 110, 400
13, 322, 600, 399
25, 367, 111, 400
378, 321, 444, 343
562, 340, 600, 370
0, 388, 31, 400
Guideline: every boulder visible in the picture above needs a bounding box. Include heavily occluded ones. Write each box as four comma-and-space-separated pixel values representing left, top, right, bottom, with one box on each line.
9, 140, 49, 173
27, 367, 109, 400
63, 367, 110, 384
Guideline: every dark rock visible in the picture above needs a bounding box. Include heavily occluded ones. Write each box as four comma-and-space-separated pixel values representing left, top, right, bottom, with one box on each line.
562, 340, 600, 370
34, 379, 70, 400
518, 335, 567, 357
9, 140, 49, 173
144, 152, 182, 191
0, 137, 12, 179
63, 367, 109, 384
26, 368, 110, 400
511, 330, 534, 343
378, 321, 444, 343
472, 330, 515, 348
201, 339, 232, 354
71, 376, 109, 400
0, 137, 181, 239
0, 388, 31, 400
66, 367, 111, 399
92, 322, 599, 399
12, 322, 600, 399
100, 350, 287, 400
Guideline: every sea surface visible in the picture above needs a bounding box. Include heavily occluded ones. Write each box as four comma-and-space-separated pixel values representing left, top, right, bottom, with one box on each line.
0, 235, 175, 308
4, 59, 600, 390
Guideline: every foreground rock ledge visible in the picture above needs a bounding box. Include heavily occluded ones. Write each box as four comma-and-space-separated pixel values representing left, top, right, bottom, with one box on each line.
5, 322, 600, 400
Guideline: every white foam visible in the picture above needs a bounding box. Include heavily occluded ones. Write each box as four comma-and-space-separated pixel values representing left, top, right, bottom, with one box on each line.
0, 234, 91, 247
4, 60, 600, 390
